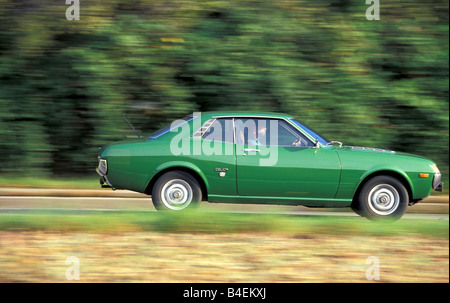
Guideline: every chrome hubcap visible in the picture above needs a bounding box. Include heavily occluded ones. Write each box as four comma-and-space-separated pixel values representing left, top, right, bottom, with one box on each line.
368, 184, 400, 216
161, 179, 193, 210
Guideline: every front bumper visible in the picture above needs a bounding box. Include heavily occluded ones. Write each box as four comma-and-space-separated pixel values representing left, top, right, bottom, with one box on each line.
433, 173, 443, 192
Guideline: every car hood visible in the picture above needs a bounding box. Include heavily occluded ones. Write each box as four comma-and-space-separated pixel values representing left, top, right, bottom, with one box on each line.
338, 145, 431, 160
342, 146, 396, 153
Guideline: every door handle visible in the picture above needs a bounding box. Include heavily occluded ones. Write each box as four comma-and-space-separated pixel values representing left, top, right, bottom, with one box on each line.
242, 148, 260, 153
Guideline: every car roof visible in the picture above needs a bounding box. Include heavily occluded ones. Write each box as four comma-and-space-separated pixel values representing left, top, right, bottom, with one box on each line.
197, 111, 293, 119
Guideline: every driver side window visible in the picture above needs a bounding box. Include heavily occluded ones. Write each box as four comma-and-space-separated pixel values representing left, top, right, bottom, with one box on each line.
234, 118, 313, 147
277, 120, 313, 147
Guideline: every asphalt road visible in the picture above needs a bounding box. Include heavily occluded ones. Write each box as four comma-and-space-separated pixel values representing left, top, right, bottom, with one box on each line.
0, 195, 447, 220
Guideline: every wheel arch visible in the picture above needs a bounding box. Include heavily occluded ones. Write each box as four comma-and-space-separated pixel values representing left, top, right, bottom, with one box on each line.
145, 164, 209, 201
351, 170, 413, 207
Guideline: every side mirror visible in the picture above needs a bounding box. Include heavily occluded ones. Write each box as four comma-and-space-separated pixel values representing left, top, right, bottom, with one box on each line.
313, 138, 320, 149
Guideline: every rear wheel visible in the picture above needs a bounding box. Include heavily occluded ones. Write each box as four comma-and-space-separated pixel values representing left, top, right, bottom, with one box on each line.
151, 171, 202, 211
357, 176, 408, 221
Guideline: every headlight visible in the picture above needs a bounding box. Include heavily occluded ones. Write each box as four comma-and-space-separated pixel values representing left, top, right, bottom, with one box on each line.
430, 164, 440, 174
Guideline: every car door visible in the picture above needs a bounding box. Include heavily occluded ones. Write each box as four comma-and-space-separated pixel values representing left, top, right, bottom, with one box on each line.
198, 118, 237, 195
235, 118, 341, 199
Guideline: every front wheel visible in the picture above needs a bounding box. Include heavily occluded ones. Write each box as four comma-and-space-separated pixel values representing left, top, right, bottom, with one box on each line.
151, 171, 202, 211
357, 176, 409, 221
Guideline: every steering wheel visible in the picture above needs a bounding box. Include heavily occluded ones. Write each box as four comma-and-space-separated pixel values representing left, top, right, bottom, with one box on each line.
292, 138, 303, 147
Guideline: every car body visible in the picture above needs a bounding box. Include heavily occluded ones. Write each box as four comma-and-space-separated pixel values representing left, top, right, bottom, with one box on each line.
96, 112, 443, 220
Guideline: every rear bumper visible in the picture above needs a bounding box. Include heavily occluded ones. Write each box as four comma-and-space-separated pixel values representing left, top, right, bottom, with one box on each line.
433, 173, 443, 192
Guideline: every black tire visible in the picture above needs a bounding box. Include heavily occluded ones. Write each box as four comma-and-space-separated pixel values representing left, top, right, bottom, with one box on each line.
357, 176, 409, 221
151, 171, 202, 211
351, 202, 365, 217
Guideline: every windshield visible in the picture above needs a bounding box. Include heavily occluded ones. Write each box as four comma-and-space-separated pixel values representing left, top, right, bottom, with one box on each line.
289, 118, 329, 146
149, 115, 194, 139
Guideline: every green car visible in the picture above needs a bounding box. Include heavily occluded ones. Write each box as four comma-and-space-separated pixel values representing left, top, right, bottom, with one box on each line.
97, 112, 443, 220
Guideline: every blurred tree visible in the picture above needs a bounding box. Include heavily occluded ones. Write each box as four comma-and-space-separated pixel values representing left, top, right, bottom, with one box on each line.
0, 0, 448, 179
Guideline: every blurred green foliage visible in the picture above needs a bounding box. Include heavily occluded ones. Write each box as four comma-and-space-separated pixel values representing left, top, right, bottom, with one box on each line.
0, 0, 448, 179
0, 210, 448, 238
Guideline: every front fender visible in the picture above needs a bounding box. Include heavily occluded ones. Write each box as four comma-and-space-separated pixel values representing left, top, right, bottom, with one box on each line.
354, 166, 414, 196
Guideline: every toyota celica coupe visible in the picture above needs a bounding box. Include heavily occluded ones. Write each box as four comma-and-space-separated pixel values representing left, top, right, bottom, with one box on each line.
96, 112, 443, 220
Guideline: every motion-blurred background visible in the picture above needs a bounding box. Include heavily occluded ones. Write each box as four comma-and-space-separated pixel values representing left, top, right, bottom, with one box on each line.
0, 0, 448, 183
